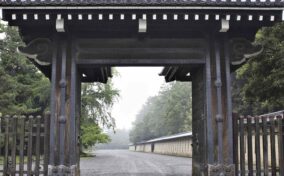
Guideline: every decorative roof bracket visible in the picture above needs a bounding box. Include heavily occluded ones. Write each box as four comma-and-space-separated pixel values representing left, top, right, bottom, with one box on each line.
220, 19, 230, 33
138, 18, 147, 33
56, 18, 65, 33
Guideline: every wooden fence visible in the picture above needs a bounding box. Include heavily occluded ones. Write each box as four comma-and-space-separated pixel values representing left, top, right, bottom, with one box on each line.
0, 113, 50, 176
233, 111, 284, 176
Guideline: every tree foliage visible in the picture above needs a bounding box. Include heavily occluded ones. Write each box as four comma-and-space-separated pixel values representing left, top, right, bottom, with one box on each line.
81, 123, 111, 149
81, 82, 119, 149
129, 82, 192, 143
0, 23, 50, 115
81, 82, 118, 129
233, 23, 284, 115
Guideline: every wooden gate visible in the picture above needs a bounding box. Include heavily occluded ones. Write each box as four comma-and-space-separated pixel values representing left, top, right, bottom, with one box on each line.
233, 111, 284, 176
0, 113, 50, 176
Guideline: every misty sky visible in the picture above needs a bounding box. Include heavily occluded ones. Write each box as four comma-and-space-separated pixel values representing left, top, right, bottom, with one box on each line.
111, 67, 165, 130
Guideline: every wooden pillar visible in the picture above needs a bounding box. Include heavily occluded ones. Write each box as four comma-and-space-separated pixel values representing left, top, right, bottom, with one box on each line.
192, 33, 235, 176
192, 63, 207, 176
48, 35, 81, 176
207, 33, 235, 175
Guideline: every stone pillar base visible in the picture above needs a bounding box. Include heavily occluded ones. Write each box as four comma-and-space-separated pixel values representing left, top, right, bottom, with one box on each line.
208, 164, 235, 176
48, 165, 79, 176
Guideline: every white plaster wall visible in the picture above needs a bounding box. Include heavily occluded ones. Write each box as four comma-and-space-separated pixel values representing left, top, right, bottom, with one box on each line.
129, 145, 136, 151
153, 138, 192, 157
130, 137, 192, 158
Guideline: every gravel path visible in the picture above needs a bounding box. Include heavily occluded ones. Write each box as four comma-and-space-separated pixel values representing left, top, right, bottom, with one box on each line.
80, 150, 192, 176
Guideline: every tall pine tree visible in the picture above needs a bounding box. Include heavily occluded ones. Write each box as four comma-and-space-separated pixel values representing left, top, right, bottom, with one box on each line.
130, 82, 192, 143
233, 23, 284, 115
0, 23, 50, 115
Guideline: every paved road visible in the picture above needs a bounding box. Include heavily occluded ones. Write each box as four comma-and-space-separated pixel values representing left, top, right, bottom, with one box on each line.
80, 150, 192, 176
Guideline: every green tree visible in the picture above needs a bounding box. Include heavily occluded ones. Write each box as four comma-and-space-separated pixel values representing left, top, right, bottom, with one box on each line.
80, 82, 119, 150
0, 23, 50, 115
81, 123, 110, 150
233, 23, 284, 115
130, 82, 192, 143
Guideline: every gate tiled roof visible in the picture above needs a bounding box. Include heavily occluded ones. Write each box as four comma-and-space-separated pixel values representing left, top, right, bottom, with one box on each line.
0, 0, 283, 7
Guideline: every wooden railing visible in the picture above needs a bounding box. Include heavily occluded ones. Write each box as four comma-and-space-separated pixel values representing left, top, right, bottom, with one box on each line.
233, 111, 284, 176
0, 113, 50, 176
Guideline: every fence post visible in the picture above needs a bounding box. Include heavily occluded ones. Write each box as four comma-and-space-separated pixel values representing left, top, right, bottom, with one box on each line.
255, 116, 261, 176
0, 116, 2, 173
270, 116, 277, 176
247, 116, 253, 176
27, 116, 34, 176
11, 116, 17, 176
278, 115, 284, 176
0, 114, 1, 168
3, 115, 10, 175
0, 116, 1, 173
239, 116, 245, 176
19, 116, 25, 176
44, 112, 51, 175
232, 113, 239, 176
0, 116, 2, 174
262, 116, 269, 176
35, 115, 41, 176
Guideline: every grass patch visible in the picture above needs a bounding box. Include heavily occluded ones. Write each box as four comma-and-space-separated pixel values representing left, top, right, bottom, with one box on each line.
80, 152, 95, 158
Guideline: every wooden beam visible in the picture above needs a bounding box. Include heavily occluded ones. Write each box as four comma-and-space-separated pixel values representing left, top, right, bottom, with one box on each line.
77, 58, 205, 66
